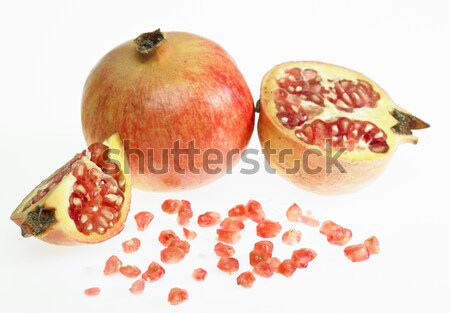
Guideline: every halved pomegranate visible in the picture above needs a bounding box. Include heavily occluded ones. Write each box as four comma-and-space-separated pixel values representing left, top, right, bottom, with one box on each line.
10, 133, 131, 245
257, 62, 430, 194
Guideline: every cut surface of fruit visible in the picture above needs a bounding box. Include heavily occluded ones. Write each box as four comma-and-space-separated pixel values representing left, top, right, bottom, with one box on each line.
10, 133, 131, 245
258, 61, 430, 194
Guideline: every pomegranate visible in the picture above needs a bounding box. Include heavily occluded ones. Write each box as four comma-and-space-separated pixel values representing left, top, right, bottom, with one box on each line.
10, 133, 131, 245
82, 29, 255, 191
257, 61, 430, 194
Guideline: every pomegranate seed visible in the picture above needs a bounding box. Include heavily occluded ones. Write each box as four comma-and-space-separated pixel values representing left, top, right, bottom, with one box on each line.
169, 239, 190, 254
220, 217, 245, 231
168, 287, 188, 305
159, 230, 180, 247
278, 259, 297, 277
214, 242, 235, 257
197, 211, 221, 227
282, 229, 302, 245
177, 201, 193, 226
253, 261, 273, 278
217, 257, 239, 273
268, 257, 282, 272
256, 220, 282, 238
246, 200, 265, 223
122, 237, 141, 253
254, 240, 274, 256
161, 246, 186, 264
299, 214, 320, 227
228, 204, 247, 220
103, 255, 122, 275
192, 268, 208, 281
237, 271, 256, 288
344, 244, 370, 262
249, 250, 268, 267
129, 279, 145, 294
286, 203, 302, 222
364, 236, 380, 254
120, 265, 141, 278
327, 227, 352, 246
319, 220, 341, 235
291, 248, 317, 268
84, 287, 100, 296
216, 228, 241, 244
142, 262, 165, 282
161, 199, 183, 214
134, 211, 154, 231
183, 227, 197, 240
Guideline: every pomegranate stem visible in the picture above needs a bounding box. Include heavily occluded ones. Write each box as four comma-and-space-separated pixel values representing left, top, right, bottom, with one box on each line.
391, 109, 430, 135
134, 29, 166, 54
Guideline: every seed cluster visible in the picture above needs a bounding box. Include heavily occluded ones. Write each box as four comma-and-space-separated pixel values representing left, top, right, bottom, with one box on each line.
84, 199, 379, 306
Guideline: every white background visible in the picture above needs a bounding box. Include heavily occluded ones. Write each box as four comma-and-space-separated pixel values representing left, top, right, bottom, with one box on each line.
0, 0, 449, 312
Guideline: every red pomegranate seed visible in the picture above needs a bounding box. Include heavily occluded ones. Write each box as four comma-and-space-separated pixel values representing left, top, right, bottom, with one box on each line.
254, 240, 274, 256
159, 230, 180, 247
197, 211, 222, 227
278, 259, 297, 277
134, 211, 154, 231
103, 255, 122, 275
84, 287, 100, 296
160, 246, 186, 264
192, 268, 208, 281
228, 204, 247, 220
122, 237, 141, 253
286, 203, 302, 222
327, 227, 352, 246
120, 265, 141, 278
168, 287, 188, 305
142, 261, 165, 282
183, 227, 197, 240
214, 242, 235, 257
299, 214, 320, 227
217, 257, 239, 273
220, 217, 245, 231
282, 229, 302, 245
291, 248, 317, 268
253, 261, 273, 278
237, 271, 256, 288
249, 250, 268, 267
177, 201, 193, 226
161, 199, 183, 214
268, 257, 282, 272
319, 220, 341, 235
344, 244, 370, 262
129, 279, 145, 294
216, 228, 241, 244
364, 236, 380, 254
169, 239, 190, 254
246, 200, 265, 223
256, 220, 282, 238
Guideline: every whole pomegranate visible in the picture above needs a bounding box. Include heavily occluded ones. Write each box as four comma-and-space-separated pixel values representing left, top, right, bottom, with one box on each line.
257, 61, 430, 194
82, 29, 255, 191
10, 134, 131, 245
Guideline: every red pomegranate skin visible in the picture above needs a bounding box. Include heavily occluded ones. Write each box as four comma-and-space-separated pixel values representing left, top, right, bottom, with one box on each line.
82, 31, 255, 191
